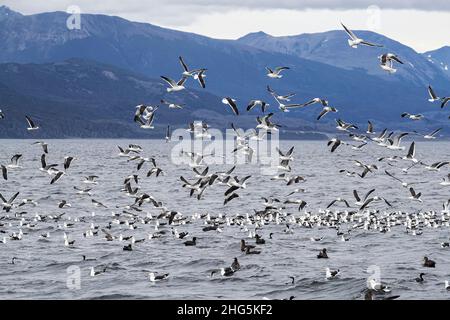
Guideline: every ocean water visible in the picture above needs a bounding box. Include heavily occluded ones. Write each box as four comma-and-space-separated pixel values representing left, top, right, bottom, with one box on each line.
0, 139, 449, 300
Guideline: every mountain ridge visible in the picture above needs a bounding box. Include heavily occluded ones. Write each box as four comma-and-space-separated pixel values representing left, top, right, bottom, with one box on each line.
0, 6, 449, 138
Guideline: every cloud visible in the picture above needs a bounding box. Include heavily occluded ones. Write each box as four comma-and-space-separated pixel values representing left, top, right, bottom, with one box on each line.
148, 0, 450, 11
3, 0, 450, 20
4, 0, 449, 26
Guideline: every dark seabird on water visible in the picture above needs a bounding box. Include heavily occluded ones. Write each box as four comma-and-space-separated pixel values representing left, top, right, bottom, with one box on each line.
231, 258, 240, 271
317, 248, 328, 259
58, 200, 71, 208
92, 199, 107, 208
82, 255, 96, 262
365, 290, 399, 300
210, 258, 241, 278
101, 229, 114, 241
255, 234, 265, 244
240, 239, 255, 252
217, 267, 236, 277
325, 268, 340, 279
245, 246, 261, 255
423, 256, 436, 267
211, 267, 234, 277
415, 273, 425, 283
123, 244, 133, 251
90, 266, 107, 276
184, 237, 197, 246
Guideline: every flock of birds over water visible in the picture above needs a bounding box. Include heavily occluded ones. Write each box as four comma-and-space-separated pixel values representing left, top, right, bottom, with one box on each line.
1, 22, 450, 300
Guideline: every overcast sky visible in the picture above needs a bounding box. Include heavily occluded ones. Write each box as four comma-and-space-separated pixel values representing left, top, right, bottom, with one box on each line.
2, 0, 449, 52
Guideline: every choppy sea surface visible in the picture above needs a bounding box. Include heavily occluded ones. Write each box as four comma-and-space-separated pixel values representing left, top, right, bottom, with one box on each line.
0, 139, 449, 300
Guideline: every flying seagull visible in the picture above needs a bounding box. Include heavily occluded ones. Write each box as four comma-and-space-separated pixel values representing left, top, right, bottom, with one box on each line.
272, 96, 304, 113
317, 106, 338, 120
25, 116, 39, 131
379, 53, 403, 73
423, 128, 442, 139
136, 110, 156, 129
401, 113, 423, 121
427, 85, 440, 102
300, 98, 329, 108
178, 56, 206, 77
160, 76, 187, 92
0, 192, 20, 212
266, 66, 290, 79
7, 154, 22, 169
32, 141, 48, 154
40, 154, 59, 175
222, 97, 239, 115
441, 97, 450, 109
427, 85, 449, 108
408, 187, 423, 203
247, 100, 269, 113
50, 171, 65, 185
366, 121, 375, 134
64, 156, 75, 171
403, 142, 418, 163
195, 69, 207, 88
160, 99, 184, 109
267, 85, 296, 101
341, 22, 383, 48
